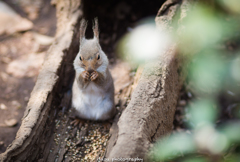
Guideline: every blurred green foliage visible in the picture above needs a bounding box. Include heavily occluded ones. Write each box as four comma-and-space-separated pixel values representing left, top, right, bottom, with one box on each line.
218, 0, 240, 14
187, 99, 217, 129
150, 1, 240, 162
188, 51, 227, 97
178, 5, 225, 53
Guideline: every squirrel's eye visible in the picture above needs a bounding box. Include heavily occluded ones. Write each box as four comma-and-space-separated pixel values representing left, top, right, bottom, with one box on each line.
97, 54, 100, 60
79, 56, 82, 61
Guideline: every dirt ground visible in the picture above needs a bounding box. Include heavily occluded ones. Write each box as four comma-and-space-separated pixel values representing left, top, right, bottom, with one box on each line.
0, 0, 56, 153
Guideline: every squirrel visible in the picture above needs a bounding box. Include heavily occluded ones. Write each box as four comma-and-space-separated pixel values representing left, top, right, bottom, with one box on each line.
71, 18, 115, 126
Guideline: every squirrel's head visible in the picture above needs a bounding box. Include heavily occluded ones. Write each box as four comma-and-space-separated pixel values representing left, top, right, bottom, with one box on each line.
74, 18, 108, 73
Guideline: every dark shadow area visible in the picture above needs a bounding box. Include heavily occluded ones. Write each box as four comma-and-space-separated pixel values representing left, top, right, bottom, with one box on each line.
82, 0, 166, 60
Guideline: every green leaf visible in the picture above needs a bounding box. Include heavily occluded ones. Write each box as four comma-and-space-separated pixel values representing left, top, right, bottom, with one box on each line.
187, 99, 217, 129
219, 122, 240, 143
151, 133, 196, 161
179, 5, 225, 53
218, 0, 240, 14
181, 156, 209, 162
188, 51, 227, 97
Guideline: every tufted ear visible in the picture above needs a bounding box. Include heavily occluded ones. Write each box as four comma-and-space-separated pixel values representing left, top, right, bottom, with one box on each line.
79, 18, 88, 44
92, 17, 99, 41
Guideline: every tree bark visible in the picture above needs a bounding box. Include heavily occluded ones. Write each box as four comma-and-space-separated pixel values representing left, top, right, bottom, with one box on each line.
106, 0, 192, 159
0, 0, 82, 161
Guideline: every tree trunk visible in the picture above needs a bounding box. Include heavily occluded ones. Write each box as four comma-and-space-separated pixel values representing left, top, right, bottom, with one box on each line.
0, 0, 82, 161
106, 0, 192, 159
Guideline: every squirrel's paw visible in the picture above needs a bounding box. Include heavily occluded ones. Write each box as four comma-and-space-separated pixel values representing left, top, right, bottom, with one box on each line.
90, 71, 98, 81
81, 71, 90, 81
70, 118, 85, 129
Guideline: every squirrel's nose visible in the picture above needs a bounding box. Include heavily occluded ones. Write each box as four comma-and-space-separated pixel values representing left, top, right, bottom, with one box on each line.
87, 69, 94, 74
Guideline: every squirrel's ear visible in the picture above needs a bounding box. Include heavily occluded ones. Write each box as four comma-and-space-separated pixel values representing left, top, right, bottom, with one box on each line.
92, 17, 99, 41
80, 18, 88, 44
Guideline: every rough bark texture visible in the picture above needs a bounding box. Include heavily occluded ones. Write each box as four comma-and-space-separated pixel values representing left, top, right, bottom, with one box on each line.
106, 0, 192, 159
0, 0, 82, 161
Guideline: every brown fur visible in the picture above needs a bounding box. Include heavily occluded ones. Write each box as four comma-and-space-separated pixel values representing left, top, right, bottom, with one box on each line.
80, 52, 101, 72
92, 17, 99, 40
77, 71, 90, 89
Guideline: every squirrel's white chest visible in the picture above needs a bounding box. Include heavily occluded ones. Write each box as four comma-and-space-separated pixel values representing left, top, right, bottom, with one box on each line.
83, 83, 104, 106
72, 79, 113, 120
